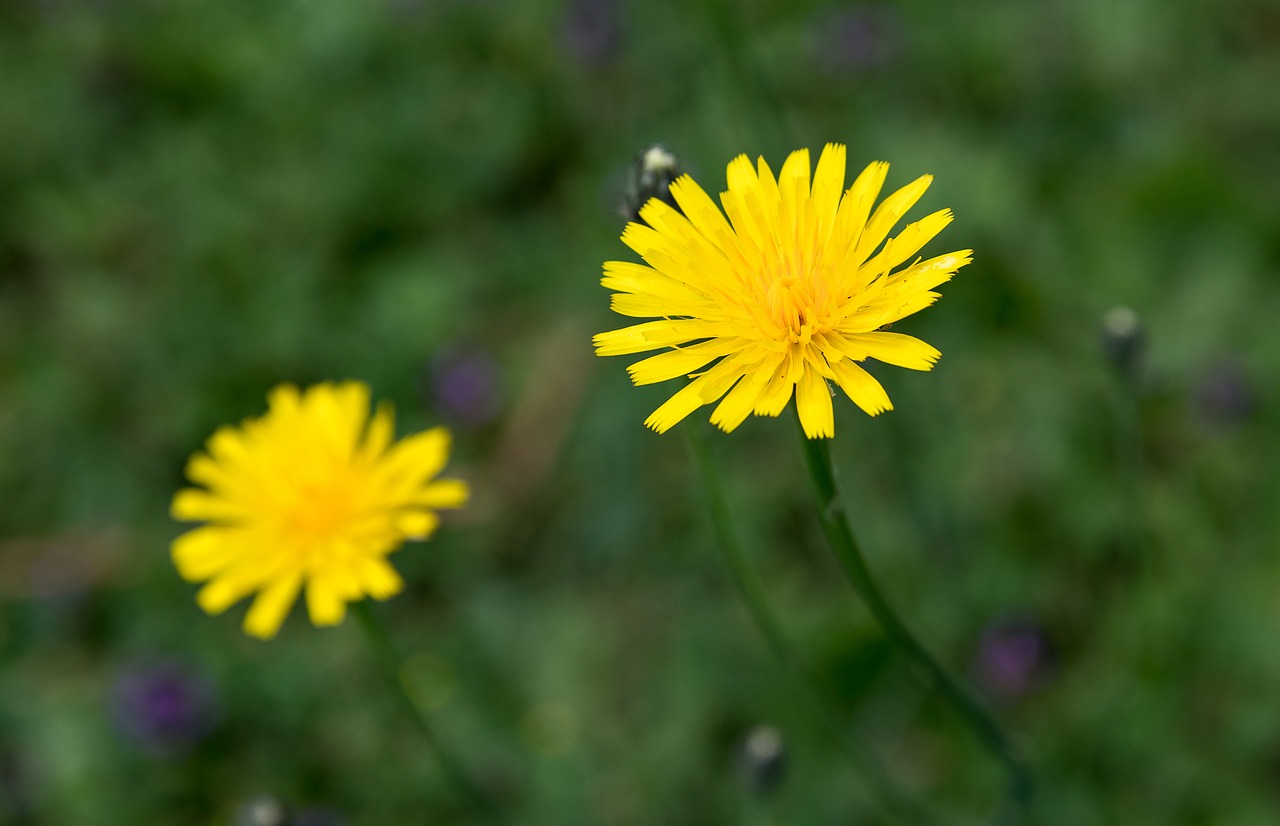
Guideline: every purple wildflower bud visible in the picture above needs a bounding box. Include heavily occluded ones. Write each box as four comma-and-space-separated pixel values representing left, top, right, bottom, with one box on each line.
112, 662, 215, 752
975, 619, 1052, 700
428, 347, 502, 428
1194, 357, 1253, 429
816, 6, 904, 73
562, 0, 622, 67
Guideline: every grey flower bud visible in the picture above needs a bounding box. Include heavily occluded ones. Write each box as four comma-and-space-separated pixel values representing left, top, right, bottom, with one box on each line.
620, 144, 683, 223
740, 724, 786, 795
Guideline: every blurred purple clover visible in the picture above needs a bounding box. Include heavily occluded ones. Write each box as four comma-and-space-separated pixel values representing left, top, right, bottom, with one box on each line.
112, 662, 215, 753
562, 0, 622, 67
1194, 357, 1253, 430
815, 6, 903, 73
427, 347, 502, 428
974, 619, 1052, 701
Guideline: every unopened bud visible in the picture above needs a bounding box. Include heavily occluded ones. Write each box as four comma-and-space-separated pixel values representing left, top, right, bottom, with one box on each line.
620, 144, 683, 223
1101, 305, 1144, 378
740, 724, 786, 795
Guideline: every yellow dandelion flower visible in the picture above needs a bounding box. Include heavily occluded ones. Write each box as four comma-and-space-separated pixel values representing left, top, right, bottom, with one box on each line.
594, 143, 971, 439
170, 381, 469, 639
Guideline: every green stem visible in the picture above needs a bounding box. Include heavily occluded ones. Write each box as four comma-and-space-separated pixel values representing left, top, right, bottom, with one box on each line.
352, 602, 504, 822
683, 425, 797, 665
794, 415, 1033, 819
1113, 370, 1147, 560
682, 424, 952, 826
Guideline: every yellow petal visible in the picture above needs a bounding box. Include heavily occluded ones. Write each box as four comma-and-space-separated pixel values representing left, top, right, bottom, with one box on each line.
242, 571, 302, 640
593, 319, 714, 356
643, 356, 748, 433
171, 526, 244, 581
751, 360, 795, 417
357, 558, 404, 600
265, 384, 303, 432
778, 147, 812, 234
835, 161, 889, 250
414, 479, 470, 509
842, 332, 940, 371
859, 209, 953, 278
887, 249, 973, 294
171, 489, 250, 523
669, 175, 737, 252
853, 174, 932, 267
382, 427, 450, 485
359, 401, 396, 464
811, 143, 847, 237
601, 260, 707, 304
725, 153, 759, 194
830, 360, 893, 416
306, 576, 348, 627
795, 368, 835, 439
197, 566, 270, 615
610, 292, 712, 319
626, 340, 738, 386
396, 510, 441, 540
709, 366, 773, 433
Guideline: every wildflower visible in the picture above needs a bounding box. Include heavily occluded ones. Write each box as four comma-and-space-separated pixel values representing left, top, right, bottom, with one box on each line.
1194, 356, 1253, 429
171, 382, 468, 639
594, 143, 970, 438
562, 0, 622, 68
426, 346, 501, 428
112, 662, 215, 752
974, 618, 1053, 701
816, 6, 903, 73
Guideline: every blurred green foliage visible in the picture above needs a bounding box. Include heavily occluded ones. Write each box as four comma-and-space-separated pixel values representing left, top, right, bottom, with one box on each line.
2, 0, 1279, 823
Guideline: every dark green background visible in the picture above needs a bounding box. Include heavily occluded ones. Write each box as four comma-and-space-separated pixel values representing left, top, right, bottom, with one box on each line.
2, 0, 1278, 823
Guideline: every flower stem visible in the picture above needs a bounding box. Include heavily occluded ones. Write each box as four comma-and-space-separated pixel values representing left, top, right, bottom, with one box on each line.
793, 415, 1033, 819
352, 601, 504, 822
682, 423, 952, 825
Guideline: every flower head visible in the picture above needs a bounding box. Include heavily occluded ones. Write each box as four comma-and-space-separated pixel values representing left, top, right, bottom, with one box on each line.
594, 143, 970, 438
974, 618, 1054, 701
171, 382, 468, 639
112, 661, 216, 752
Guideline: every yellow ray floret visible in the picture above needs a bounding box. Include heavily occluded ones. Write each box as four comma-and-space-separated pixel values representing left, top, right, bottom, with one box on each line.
170, 381, 469, 639
593, 143, 970, 438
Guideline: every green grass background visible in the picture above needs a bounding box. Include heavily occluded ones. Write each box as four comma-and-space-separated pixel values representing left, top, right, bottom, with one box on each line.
2, 0, 1279, 823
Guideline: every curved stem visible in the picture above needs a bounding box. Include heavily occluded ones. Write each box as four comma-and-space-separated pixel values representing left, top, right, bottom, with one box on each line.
793, 416, 1033, 820
352, 602, 505, 822
683, 425, 798, 665
682, 424, 953, 826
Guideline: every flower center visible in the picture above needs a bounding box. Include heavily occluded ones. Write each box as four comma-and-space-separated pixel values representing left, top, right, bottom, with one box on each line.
763, 271, 830, 346
281, 480, 358, 544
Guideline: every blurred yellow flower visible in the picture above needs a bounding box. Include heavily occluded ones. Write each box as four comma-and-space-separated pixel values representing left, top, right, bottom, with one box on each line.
170, 382, 468, 639
594, 143, 970, 438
